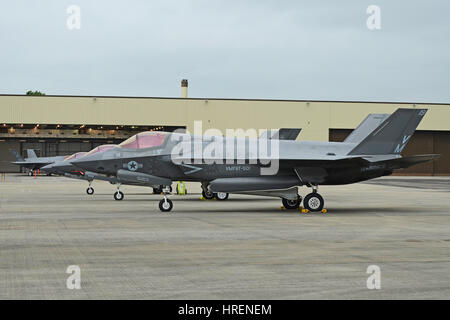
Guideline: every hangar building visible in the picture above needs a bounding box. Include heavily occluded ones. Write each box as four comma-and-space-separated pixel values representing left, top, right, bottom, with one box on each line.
0, 81, 449, 175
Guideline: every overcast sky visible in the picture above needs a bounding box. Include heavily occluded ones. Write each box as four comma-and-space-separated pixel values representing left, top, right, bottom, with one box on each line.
0, 0, 449, 102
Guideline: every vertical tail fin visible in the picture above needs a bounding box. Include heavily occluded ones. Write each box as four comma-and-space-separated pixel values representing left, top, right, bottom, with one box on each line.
348, 108, 427, 155
344, 113, 390, 144
9, 149, 24, 161
259, 128, 302, 140
26, 149, 38, 158
278, 128, 302, 140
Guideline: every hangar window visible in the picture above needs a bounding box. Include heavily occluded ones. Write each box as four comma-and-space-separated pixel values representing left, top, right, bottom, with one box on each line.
119, 132, 167, 149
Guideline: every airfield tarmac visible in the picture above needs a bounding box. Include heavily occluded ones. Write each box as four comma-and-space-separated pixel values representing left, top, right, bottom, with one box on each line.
0, 174, 449, 299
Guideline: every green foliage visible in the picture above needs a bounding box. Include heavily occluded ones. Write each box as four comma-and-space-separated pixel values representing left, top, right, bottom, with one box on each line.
26, 90, 45, 96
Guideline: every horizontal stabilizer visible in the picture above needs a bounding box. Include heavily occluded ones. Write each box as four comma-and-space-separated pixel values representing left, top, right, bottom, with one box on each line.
383, 154, 440, 169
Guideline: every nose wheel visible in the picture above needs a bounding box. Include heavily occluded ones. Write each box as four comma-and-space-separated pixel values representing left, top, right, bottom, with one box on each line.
114, 191, 124, 201
158, 186, 174, 212
113, 184, 124, 201
159, 197, 173, 212
86, 181, 94, 195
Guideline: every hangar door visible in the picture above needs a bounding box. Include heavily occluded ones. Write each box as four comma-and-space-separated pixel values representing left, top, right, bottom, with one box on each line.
329, 130, 450, 175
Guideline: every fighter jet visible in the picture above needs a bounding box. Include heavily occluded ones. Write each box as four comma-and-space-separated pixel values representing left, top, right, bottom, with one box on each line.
42, 145, 169, 200
71, 108, 439, 212
45, 116, 384, 201
10, 149, 67, 175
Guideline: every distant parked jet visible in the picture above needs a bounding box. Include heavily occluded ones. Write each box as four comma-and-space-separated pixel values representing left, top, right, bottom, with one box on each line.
70, 108, 438, 212
10, 149, 67, 175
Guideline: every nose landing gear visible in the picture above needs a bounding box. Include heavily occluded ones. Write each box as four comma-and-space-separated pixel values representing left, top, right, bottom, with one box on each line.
158, 186, 173, 212
86, 181, 94, 195
114, 183, 124, 201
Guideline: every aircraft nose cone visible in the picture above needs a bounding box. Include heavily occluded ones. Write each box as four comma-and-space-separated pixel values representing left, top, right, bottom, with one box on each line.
41, 164, 54, 172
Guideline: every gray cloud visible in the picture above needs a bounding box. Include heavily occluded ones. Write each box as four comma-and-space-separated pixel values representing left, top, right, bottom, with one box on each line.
0, 0, 449, 102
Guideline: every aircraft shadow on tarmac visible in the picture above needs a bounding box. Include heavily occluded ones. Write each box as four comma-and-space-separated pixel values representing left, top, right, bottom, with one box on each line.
81, 195, 426, 215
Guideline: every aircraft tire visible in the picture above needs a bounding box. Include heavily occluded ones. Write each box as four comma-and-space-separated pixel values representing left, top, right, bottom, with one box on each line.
282, 197, 300, 210
153, 187, 162, 194
202, 190, 215, 200
86, 187, 94, 195
159, 198, 173, 212
303, 193, 324, 212
114, 191, 124, 201
215, 192, 229, 201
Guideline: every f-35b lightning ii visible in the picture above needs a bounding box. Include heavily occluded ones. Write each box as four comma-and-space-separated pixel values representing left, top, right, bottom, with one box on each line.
70, 108, 439, 212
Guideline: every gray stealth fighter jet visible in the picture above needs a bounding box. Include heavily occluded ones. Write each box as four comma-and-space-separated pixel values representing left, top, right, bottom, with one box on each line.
10, 149, 67, 175
71, 108, 439, 212
43, 114, 385, 201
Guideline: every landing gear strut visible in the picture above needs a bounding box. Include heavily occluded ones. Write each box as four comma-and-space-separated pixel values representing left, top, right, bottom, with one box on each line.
303, 185, 324, 212
158, 186, 173, 212
114, 184, 124, 201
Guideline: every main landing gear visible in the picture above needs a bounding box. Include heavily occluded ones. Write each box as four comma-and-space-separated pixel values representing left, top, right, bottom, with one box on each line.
153, 185, 172, 194
158, 186, 173, 212
281, 186, 325, 212
201, 183, 229, 201
282, 195, 302, 210
113, 183, 124, 201
303, 185, 324, 212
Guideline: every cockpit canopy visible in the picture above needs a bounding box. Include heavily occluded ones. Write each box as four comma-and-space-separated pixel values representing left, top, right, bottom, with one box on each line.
119, 131, 167, 149
64, 152, 88, 161
84, 145, 117, 157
